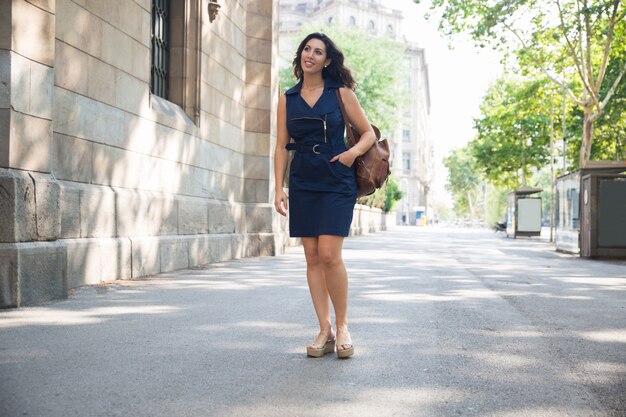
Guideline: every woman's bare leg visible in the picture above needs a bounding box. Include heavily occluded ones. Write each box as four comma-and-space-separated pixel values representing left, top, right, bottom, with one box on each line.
317, 235, 352, 351
302, 237, 334, 346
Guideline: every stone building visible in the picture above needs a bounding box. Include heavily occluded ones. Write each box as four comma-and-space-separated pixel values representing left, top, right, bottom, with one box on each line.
0, 0, 386, 308
278, 0, 433, 225
0, 0, 285, 308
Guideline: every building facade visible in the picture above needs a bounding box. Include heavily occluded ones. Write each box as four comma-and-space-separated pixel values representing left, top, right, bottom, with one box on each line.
278, 0, 433, 225
0, 0, 284, 308
0, 0, 388, 308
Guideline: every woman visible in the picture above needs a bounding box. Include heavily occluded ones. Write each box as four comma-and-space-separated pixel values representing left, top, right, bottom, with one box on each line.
273, 33, 376, 358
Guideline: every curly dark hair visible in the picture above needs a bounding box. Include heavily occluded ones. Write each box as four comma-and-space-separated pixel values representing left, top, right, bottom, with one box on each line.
292, 32, 356, 90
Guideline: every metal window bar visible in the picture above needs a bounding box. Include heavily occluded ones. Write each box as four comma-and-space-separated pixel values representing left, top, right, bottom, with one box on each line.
151, 0, 170, 98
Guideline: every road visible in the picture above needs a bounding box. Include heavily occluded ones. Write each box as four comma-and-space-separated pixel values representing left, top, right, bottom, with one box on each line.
1, 227, 625, 417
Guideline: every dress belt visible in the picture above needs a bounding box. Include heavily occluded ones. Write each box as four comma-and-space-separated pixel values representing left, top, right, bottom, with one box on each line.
286, 143, 332, 154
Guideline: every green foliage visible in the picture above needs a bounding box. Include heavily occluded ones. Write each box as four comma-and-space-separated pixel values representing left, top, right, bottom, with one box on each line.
470, 76, 552, 188
417, 0, 626, 166
384, 177, 405, 212
485, 184, 508, 226
443, 146, 482, 218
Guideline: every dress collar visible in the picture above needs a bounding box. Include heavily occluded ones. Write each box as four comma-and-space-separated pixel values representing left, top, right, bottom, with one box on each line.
285, 77, 343, 95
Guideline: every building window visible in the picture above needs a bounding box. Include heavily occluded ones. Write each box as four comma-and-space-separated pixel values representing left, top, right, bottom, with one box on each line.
349, 16, 356, 26
328, 17, 333, 24
150, 0, 202, 123
151, 0, 170, 99
403, 152, 411, 172
403, 129, 410, 142
368, 20, 375, 31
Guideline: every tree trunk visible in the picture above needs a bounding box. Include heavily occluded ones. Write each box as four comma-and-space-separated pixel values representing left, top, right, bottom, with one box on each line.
467, 190, 475, 216
579, 108, 594, 168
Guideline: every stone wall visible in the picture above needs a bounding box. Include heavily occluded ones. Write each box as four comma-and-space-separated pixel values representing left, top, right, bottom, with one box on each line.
0, 0, 285, 308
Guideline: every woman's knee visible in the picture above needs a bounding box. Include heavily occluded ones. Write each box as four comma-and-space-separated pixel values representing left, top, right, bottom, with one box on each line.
317, 248, 341, 266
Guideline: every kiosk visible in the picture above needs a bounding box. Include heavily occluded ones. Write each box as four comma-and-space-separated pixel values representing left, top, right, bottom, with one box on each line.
556, 161, 626, 257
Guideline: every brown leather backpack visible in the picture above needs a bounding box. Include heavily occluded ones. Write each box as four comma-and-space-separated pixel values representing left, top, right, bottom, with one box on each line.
336, 90, 391, 197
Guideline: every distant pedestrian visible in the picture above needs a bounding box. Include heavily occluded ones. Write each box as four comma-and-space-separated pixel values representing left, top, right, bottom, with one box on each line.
273, 32, 376, 358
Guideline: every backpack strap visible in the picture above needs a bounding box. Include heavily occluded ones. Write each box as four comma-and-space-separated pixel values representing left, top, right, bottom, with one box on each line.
335, 89, 358, 148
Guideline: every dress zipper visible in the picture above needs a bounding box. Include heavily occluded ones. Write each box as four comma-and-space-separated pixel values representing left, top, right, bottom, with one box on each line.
291, 116, 327, 143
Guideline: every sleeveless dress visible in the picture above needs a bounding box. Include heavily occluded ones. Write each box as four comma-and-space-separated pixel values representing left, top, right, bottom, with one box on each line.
285, 78, 357, 237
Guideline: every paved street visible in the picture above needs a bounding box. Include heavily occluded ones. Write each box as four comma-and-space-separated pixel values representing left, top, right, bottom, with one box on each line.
1, 227, 625, 417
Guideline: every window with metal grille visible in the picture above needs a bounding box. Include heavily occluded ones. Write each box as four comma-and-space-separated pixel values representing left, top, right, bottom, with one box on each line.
151, 0, 170, 99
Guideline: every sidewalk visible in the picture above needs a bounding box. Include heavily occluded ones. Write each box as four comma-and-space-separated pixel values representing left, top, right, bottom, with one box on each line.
1, 227, 625, 417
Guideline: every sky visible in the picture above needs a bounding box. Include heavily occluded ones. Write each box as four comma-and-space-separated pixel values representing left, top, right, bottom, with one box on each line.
387, 0, 503, 205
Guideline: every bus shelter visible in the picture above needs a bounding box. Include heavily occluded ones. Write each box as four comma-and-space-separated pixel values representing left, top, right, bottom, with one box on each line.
506, 187, 543, 238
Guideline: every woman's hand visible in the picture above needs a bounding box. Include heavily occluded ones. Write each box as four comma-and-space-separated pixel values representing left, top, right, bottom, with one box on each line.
329, 148, 358, 168
274, 188, 289, 216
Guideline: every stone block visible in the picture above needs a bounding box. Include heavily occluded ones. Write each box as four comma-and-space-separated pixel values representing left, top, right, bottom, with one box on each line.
243, 84, 270, 111
245, 204, 273, 233
17, 242, 66, 306
0, 50, 9, 109
53, 133, 93, 182
117, 0, 144, 42
115, 71, 148, 114
64, 238, 102, 289
56, 0, 103, 58
243, 154, 269, 180
9, 111, 52, 172
246, 37, 272, 64
87, 56, 116, 105
0, 246, 18, 308
159, 237, 189, 272
0, 0, 11, 50
12, 0, 55, 65
246, 13, 272, 40
0, 170, 37, 243
157, 197, 179, 236
101, 23, 133, 74
31, 173, 61, 241
0, 110, 9, 168
245, 108, 270, 133
93, 103, 125, 148
130, 236, 160, 277
188, 235, 222, 266
245, 61, 271, 86
131, 39, 150, 83
100, 238, 132, 281
246, 0, 273, 17
208, 202, 236, 234
243, 131, 270, 156
58, 182, 81, 239
231, 234, 244, 259
243, 178, 269, 204
178, 199, 209, 235
29, 61, 53, 119
244, 234, 260, 258
92, 143, 140, 188
26, 0, 55, 13
79, 186, 117, 238
10, 52, 30, 114
258, 233, 277, 257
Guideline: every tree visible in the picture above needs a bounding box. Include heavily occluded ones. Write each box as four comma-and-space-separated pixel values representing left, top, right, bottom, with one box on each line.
417, 0, 626, 168
471, 76, 552, 188
443, 146, 482, 217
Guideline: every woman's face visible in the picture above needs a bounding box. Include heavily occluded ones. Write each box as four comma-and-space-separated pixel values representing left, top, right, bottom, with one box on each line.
300, 38, 331, 75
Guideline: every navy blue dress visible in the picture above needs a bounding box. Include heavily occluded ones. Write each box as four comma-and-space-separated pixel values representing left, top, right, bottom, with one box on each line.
285, 78, 357, 237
